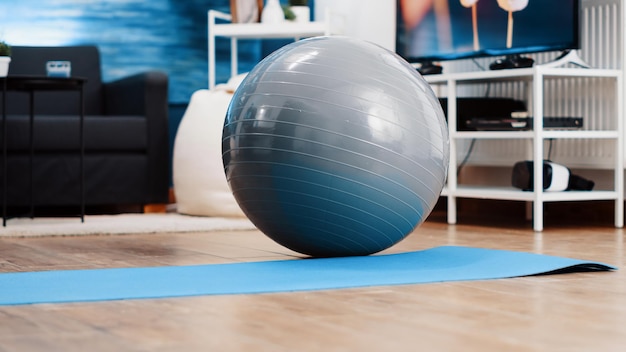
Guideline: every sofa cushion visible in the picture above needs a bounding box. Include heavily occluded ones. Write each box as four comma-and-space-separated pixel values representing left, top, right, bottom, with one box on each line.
4, 115, 147, 151
4, 154, 148, 206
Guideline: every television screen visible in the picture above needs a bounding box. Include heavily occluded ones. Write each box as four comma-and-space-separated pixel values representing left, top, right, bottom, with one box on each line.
396, 0, 580, 65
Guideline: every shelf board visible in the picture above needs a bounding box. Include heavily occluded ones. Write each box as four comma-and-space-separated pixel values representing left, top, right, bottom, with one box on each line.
541, 190, 620, 201
424, 66, 621, 84
425, 68, 535, 84
542, 130, 619, 139
451, 130, 619, 139
212, 22, 328, 39
441, 186, 620, 202
451, 131, 534, 139
538, 66, 622, 79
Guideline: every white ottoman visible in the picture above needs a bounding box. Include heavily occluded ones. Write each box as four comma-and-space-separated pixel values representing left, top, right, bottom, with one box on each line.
172, 76, 247, 217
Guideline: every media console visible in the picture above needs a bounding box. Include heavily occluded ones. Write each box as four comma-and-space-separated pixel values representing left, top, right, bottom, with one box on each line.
424, 66, 624, 231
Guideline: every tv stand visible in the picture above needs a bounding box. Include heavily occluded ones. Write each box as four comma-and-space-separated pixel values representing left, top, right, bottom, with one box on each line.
418, 61, 443, 75
489, 54, 534, 70
540, 50, 590, 69
424, 67, 623, 232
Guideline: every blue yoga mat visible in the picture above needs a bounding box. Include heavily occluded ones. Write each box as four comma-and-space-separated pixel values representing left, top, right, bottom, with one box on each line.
0, 246, 615, 306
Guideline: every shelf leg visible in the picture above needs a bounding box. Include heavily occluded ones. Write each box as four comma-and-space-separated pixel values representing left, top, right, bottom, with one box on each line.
532, 69, 544, 232
29, 91, 34, 219
231, 37, 238, 79
447, 196, 457, 225
615, 72, 624, 228
79, 85, 85, 223
446, 80, 457, 225
533, 201, 543, 232
2, 78, 6, 227
208, 11, 216, 89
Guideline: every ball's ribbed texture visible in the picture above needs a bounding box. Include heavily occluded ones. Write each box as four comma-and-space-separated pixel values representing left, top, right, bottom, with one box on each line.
222, 36, 449, 257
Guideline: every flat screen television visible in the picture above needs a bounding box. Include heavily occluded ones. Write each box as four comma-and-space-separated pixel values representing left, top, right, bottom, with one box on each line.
396, 0, 581, 73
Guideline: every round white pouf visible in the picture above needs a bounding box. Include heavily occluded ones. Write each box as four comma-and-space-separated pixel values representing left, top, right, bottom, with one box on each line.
173, 78, 247, 217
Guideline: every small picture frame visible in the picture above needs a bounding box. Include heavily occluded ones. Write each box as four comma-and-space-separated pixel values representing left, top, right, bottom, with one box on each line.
230, 0, 264, 23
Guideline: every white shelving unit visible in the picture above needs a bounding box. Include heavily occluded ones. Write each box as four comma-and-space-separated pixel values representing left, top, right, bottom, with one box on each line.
207, 9, 331, 89
425, 66, 624, 231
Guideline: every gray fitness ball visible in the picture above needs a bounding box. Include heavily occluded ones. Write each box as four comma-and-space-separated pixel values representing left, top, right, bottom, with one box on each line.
222, 36, 449, 257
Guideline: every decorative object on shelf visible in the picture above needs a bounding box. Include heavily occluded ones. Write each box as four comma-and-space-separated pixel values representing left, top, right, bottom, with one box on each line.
261, 0, 285, 24
512, 161, 595, 192
288, 0, 310, 23
230, 0, 264, 23
0, 41, 11, 77
282, 6, 296, 21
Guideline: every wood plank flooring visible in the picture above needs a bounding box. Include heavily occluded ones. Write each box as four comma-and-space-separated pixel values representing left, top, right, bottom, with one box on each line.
0, 212, 624, 352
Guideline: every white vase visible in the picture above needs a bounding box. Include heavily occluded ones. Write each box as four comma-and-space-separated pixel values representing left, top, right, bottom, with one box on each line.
0, 56, 10, 77
291, 5, 310, 22
261, 0, 285, 24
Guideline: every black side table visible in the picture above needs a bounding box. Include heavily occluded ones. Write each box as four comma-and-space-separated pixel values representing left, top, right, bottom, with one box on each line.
2, 75, 87, 226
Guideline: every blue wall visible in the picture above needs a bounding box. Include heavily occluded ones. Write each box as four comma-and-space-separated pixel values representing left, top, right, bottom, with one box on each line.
0, 0, 302, 103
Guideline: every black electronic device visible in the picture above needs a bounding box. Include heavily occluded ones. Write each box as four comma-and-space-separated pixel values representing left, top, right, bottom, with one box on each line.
396, 0, 580, 73
437, 97, 527, 131
417, 62, 443, 75
489, 55, 535, 70
465, 117, 529, 130
466, 116, 583, 131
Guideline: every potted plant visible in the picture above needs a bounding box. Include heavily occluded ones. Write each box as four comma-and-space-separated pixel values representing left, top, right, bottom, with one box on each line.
288, 0, 309, 22
0, 41, 11, 77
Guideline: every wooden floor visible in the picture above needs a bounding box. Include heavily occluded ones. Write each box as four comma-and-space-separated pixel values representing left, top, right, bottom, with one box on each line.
0, 210, 624, 352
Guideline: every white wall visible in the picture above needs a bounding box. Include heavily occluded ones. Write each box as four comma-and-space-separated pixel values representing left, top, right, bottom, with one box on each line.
314, 0, 396, 51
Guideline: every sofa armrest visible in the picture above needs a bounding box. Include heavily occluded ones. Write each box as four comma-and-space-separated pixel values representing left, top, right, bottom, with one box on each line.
104, 71, 170, 204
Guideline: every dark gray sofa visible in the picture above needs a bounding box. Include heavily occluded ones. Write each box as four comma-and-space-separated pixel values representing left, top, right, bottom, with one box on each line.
1, 45, 169, 213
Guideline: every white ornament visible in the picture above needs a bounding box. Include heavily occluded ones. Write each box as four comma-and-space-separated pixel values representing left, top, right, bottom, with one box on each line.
460, 0, 479, 8
497, 0, 529, 12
